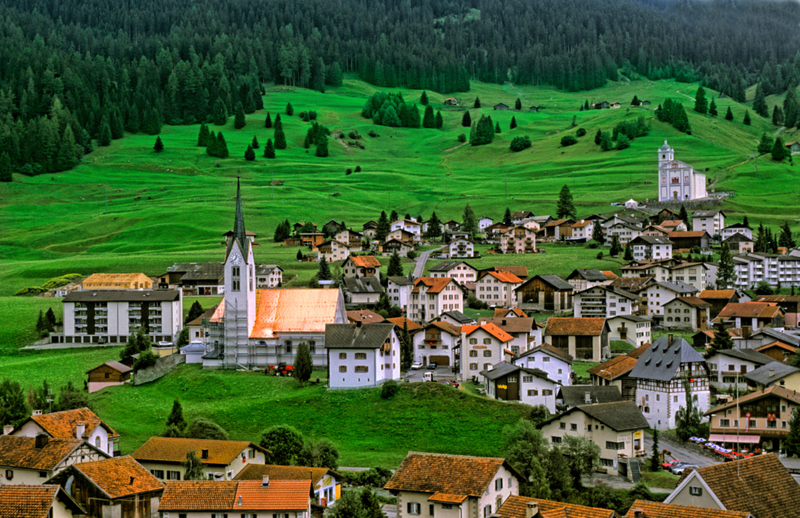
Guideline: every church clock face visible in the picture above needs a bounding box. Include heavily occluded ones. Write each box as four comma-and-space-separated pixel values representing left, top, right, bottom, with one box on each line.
230, 251, 242, 265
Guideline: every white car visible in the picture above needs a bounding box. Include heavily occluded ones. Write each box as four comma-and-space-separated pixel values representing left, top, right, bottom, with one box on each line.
157, 341, 173, 347
410, 362, 423, 370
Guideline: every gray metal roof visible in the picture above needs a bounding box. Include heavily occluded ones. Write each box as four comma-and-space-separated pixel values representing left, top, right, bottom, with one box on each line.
751, 328, 800, 347
578, 401, 650, 431
606, 314, 651, 323
343, 277, 384, 294
557, 386, 622, 407
429, 261, 475, 272
693, 210, 724, 218
64, 290, 181, 303
744, 361, 800, 386
179, 263, 225, 282
569, 269, 608, 282
324, 323, 394, 349
712, 348, 773, 365
628, 336, 705, 381
525, 274, 573, 291
631, 235, 674, 245
480, 361, 553, 383
653, 281, 698, 294
440, 311, 474, 324
387, 276, 415, 286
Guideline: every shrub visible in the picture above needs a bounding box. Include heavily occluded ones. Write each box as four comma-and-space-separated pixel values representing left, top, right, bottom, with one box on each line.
368, 130, 379, 137
407, 250, 417, 259
348, 130, 362, 140
381, 380, 400, 399
576, 128, 587, 137
560, 135, 578, 147
346, 168, 352, 175
467, 295, 489, 310
596, 252, 603, 259
14, 286, 45, 296
133, 349, 159, 372
457, 133, 466, 142
510, 135, 532, 152
355, 166, 362, 172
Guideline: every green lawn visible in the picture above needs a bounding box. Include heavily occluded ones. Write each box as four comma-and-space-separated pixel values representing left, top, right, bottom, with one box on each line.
572, 361, 601, 381
611, 340, 635, 353
641, 470, 680, 490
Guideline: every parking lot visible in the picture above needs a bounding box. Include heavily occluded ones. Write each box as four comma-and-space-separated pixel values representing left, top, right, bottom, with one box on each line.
403, 364, 459, 383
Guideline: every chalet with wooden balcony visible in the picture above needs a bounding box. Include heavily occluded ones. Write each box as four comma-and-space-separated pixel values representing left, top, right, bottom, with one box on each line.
514, 275, 574, 314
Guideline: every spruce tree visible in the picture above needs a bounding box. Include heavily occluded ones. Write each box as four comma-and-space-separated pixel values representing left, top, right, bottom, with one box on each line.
435, 111, 443, 129
743, 110, 751, 126
784, 85, 798, 128
787, 400, 800, 457
206, 131, 217, 156
251, 136, 259, 149
376, 211, 390, 241
694, 86, 708, 114
426, 212, 442, 238
274, 113, 282, 130
779, 221, 796, 249
216, 132, 229, 158
99, 120, 112, 147
165, 398, 187, 433
197, 124, 209, 146
154, 136, 164, 152
286, 102, 294, 116
315, 137, 329, 157
461, 111, 471, 127
244, 145, 255, 161
592, 221, 604, 244
599, 131, 613, 151
274, 127, 287, 150
594, 128, 602, 145
556, 185, 576, 219
293, 343, 313, 385
773, 136, 788, 161
632, 95, 640, 106
420, 91, 429, 105
753, 83, 769, 118
503, 207, 513, 226
510, 116, 517, 129
423, 105, 436, 128
709, 98, 718, 117
474, 97, 481, 108
495, 122, 501, 134
265, 113, 272, 128
650, 429, 661, 471
387, 252, 403, 276
773, 105, 784, 126
234, 102, 246, 129
317, 256, 332, 281
679, 205, 690, 226
264, 138, 276, 158
623, 244, 633, 261
758, 133, 775, 154
515, 97, 522, 110
717, 243, 735, 289
212, 97, 227, 126
610, 235, 621, 256
725, 106, 734, 121
0, 152, 13, 183
462, 203, 477, 236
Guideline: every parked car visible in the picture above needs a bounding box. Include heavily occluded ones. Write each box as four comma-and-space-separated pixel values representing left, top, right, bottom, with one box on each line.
410, 362, 422, 370
667, 462, 688, 474
427, 362, 438, 370
157, 341, 173, 347
437, 379, 459, 388
662, 459, 682, 470
671, 464, 698, 475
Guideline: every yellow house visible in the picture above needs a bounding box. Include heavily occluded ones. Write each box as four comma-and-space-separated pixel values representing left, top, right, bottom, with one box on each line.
82, 273, 153, 290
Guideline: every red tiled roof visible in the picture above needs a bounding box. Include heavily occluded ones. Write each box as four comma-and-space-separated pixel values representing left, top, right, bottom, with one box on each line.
627, 342, 652, 359
159, 481, 237, 510
755, 341, 797, 354
384, 452, 515, 498
494, 308, 527, 318
545, 317, 606, 336
159, 479, 312, 512
72, 456, 164, 499
346, 310, 386, 324
668, 231, 708, 238
234, 464, 340, 485
27, 407, 119, 440
716, 302, 782, 320
386, 316, 423, 332
698, 290, 737, 300
486, 266, 529, 279
0, 485, 66, 518
241, 289, 341, 338
462, 323, 514, 343
588, 355, 638, 380
429, 492, 467, 503
0, 436, 83, 471
482, 271, 523, 284
236, 479, 312, 511
347, 256, 381, 268
624, 500, 750, 518
601, 271, 618, 280
412, 277, 456, 294
132, 437, 266, 467
498, 495, 617, 518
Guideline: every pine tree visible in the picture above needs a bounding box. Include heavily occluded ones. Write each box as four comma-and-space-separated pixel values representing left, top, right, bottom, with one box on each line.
610, 235, 621, 256
234, 102, 246, 129
510, 116, 517, 130
422, 105, 436, 128
743, 110, 751, 126
265, 113, 272, 128
165, 398, 187, 432
293, 343, 313, 385
0, 152, 13, 183
244, 145, 255, 161
623, 244, 633, 261
717, 243, 735, 289
754, 83, 769, 117
694, 86, 708, 114
503, 207, 513, 226
773, 105, 784, 126
495, 122, 501, 134
296, 249, 304, 261
99, 120, 112, 147
709, 98, 718, 117
773, 136, 788, 161
632, 95, 640, 106
420, 91, 429, 105
264, 138, 276, 158
594, 129, 602, 145
780, 221, 796, 249
216, 132, 229, 158
743, 215, 749, 227
758, 133, 775, 154
274, 113, 282, 130
376, 211, 390, 241
426, 212, 442, 238
592, 221, 604, 244
317, 256, 332, 281
784, 85, 798, 128
515, 97, 522, 110
474, 97, 481, 108
45, 308, 56, 330
154, 136, 164, 152
679, 205, 690, 226
435, 111, 443, 129
725, 106, 734, 121
251, 136, 259, 149
650, 429, 660, 471
462, 203, 477, 236
36, 310, 45, 334
274, 127, 287, 150
212, 97, 227, 126
206, 130, 217, 156
461, 111, 471, 127
197, 124, 209, 146
387, 252, 404, 276
286, 102, 294, 116
556, 185, 576, 219
315, 137, 329, 157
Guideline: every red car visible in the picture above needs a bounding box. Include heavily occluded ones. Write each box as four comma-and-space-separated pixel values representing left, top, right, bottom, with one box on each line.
662, 459, 681, 469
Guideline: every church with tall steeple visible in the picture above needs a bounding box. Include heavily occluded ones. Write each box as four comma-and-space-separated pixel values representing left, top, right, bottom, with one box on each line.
657, 140, 707, 202
203, 180, 347, 369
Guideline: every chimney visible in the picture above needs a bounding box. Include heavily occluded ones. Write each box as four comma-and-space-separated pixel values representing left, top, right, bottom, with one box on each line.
237, 495, 243, 506
356, 320, 362, 328
632, 509, 643, 518
526, 501, 539, 518
3, 426, 13, 435
35, 435, 49, 449
129, 476, 135, 485
668, 334, 673, 345
262, 475, 270, 487
201, 449, 209, 459
76, 423, 85, 439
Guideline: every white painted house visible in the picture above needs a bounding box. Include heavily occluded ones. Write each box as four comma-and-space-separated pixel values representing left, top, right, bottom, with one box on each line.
475, 271, 523, 307
460, 323, 514, 379
428, 261, 478, 284
390, 219, 422, 238
513, 343, 573, 387
325, 323, 400, 389
0, 436, 109, 486
447, 238, 476, 258
387, 275, 414, 313
720, 223, 753, 241
412, 321, 462, 367
573, 285, 637, 318
482, 362, 560, 413
657, 141, 707, 202
692, 210, 726, 237
629, 235, 673, 262
479, 217, 494, 231
408, 277, 464, 322
12, 408, 120, 457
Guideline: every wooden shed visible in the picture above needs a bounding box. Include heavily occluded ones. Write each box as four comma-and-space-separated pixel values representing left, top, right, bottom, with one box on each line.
515, 275, 574, 313
86, 361, 132, 393
493, 103, 510, 110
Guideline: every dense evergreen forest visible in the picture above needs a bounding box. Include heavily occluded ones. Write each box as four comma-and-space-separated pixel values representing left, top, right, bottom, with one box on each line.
2, 0, 800, 177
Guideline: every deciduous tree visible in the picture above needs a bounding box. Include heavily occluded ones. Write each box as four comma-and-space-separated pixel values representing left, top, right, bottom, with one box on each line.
182, 450, 205, 480
260, 425, 304, 465
185, 418, 229, 440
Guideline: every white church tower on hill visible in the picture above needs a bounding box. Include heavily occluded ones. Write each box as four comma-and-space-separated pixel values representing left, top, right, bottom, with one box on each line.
657, 140, 707, 202
223, 179, 256, 349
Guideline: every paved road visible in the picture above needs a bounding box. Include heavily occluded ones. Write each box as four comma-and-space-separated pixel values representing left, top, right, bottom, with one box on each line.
643, 433, 717, 470
412, 247, 443, 278
403, 365, 458, 382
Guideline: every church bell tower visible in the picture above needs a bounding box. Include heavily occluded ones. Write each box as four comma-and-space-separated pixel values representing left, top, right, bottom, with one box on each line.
223, 179, 256, 352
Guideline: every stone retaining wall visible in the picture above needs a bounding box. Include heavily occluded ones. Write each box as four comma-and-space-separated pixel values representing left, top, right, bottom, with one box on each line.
133, 353, 185, 385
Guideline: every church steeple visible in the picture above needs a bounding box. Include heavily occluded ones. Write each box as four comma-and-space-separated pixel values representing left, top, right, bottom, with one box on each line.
226, 178, 248, 261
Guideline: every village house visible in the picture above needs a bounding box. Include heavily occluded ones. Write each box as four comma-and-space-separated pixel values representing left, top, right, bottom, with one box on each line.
481, 362, 560, 413
85, 360, 132, 393
460, 323, 514, 379
628, 335, 710, 429
485, 222, 512, 241
384, 452, 522, 518
588, 354, 640, 401
574, 285, 638, 318
641, 280, 698, 320
316, 239, 350, 263
131, 437, 268, 481
325, 323, 400, 389
513, 343, 573, 387
499, 225, 537, 253
185, 306, 216, 347
382, 238, 414, 257
334, 228, 363, 247
606, 314, 651, 347
429, 261, 478, 284
476, 270, 523, 307
293, 222, 317, 234
12, 408, 120, 458
744, 361, 800, 390
158, 263, 224, 295
642, 224, 669, 237
158, 479, 312, 518
537, 401, 649, 476
499, 495, 620, 518
444, 97, 458, 106
343, 276, 384, 305
493, 102, 510, 110
0, 484, 87, 517
82, 272, 153, 291
713, 302, 784, 329
738, 327, 798, 349
665, 454, 800, 517
629, 236, 673, 261
621, 259, 708, 292
390, 219, 422, 239
544, 317, 609, 362
235, 464, 341, 507
604, 213, 648, 230
387, 275, 414, 312
752, 294, 800, 326
555, 386, 623, 410
662, 296, 710, 331
299, 232, 325, 247
668, 231, 711, 252
47, 456, 164, 518
592, 101, 610, 109
542, 219, 574, 240
388, 316, 423, 334
650, 208, 681, 224
705, 348, 772, 391
511, 210, 534, 223
476, 316, 540, 356
413, 321, 462, 368
698, 289, 741, 319
0, 436, 109, 486
657, 141, 708, 202
409, 277, 464, 322
660, 220, 688, 232
569, 219, 594, 242
435, 310, 476, 327
733, 252, 800, 289
567, 269, 616, 291
606, 222, 643, 246
721, 222, 753, 241
479, 216, 494, 231
692, 210, 726, 237
346, 309, 385, 324
341, 255, 381, 280
480, 265, 529, 280
723, 233, 754, 254
624, 500, 751, 518
447, 238, 477, 258
514, 274, 574, 314
58, 289, 183, 346
256, 264, 283, 288
362, 221, 378, 239
755, 340, 798, 364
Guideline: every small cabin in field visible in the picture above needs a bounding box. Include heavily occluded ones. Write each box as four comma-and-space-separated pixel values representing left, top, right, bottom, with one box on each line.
610, 102, 621, 109
444, 98, 458, 106
785, 141, 800, 155
592, 101, 610, 110
493, 103, 510, 111
640, 100, 651, 106
86, 361, 132, 393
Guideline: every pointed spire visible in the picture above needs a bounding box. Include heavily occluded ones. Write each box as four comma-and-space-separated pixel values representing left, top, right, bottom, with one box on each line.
233, 177, 247, 251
